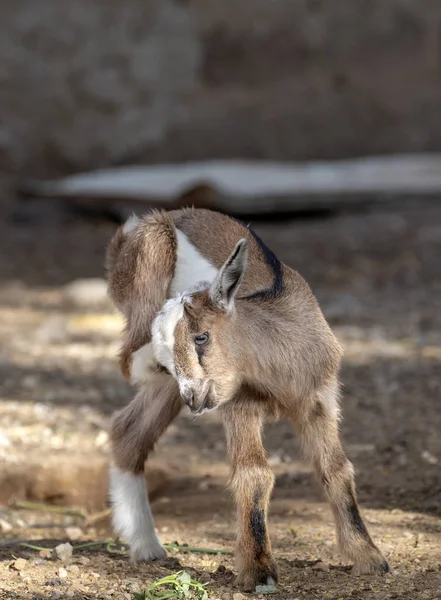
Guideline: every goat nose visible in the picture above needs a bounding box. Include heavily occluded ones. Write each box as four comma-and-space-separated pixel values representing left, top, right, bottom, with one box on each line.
182, 389, 194, 409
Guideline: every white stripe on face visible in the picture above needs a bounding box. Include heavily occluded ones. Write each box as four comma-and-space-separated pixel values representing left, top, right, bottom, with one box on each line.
152, 296, 185, 377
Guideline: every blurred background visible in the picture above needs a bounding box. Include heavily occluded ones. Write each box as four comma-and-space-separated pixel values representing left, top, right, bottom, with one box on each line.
2, 0, 441, 174
0, 2, 440, 599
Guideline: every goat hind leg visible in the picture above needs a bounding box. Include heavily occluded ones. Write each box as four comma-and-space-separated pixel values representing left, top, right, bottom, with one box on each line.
109, 373, 181, 562
295, 382, 389, 575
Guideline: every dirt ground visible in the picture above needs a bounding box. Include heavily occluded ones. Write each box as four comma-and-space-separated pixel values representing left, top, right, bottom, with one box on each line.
0, 180, 440, 600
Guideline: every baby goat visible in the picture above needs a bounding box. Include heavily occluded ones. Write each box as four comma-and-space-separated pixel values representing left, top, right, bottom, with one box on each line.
106, 208, 388, 590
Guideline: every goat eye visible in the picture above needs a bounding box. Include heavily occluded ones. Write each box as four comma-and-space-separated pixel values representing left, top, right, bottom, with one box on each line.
194, 332, 209, 346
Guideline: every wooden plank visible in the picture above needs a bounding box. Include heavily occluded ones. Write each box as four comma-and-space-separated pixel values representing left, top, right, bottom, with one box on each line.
17, 154, 441, 219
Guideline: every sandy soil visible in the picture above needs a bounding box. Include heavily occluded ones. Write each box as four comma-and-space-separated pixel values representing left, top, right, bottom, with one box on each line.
0, 181, 440, 599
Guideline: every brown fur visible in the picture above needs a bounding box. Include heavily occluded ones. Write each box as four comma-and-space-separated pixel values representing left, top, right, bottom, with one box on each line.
106, 208, 388, 589
171, 208, 286, 295
222, 391, 278, 591
110, 372, 181, 473
106, 210, 176, 377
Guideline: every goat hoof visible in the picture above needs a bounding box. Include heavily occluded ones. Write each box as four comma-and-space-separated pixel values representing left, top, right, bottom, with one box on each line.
352, 549, 389, 576
235, 560, 279, 592
130, 540, 167, 562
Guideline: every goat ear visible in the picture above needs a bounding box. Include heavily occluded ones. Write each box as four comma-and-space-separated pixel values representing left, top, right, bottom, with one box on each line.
210, 238, 248, 311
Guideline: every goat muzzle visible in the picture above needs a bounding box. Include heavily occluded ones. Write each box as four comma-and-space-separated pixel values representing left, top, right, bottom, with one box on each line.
181, 380, 213, 414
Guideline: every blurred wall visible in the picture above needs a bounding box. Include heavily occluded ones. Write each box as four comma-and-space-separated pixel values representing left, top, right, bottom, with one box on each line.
1, 0, 441, 175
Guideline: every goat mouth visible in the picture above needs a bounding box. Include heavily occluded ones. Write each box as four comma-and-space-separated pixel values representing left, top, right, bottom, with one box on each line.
193, 387, 214, 415
195, 394, 210, 414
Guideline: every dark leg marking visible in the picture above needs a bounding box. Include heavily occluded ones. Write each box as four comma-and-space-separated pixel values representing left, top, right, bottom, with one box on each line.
311, 400, 325, 419
345, 484, 378, 547
348, 498, 369, 537
250, 507, 266, 557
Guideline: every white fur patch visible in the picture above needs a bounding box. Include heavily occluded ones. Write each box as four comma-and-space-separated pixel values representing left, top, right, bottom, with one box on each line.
169, 229, 218, 296
137, 231, 216, 384
152, 297, 185, 376
109, 464, 166, 561
131, 343, 156, 385
149, 230, 217, 384
163, 300, 184, 351
123, 214, 140, 234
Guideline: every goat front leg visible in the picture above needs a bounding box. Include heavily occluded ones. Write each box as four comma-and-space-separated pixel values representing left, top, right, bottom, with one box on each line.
222, 395, 278, 592
295, 381, 389, 575
109, 372, 181, 562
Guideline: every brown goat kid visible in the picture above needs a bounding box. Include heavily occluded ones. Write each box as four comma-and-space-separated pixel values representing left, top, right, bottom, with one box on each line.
106, 208, 388, 591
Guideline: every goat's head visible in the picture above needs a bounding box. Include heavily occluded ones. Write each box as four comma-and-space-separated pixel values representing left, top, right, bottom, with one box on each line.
152, 238, 248, 414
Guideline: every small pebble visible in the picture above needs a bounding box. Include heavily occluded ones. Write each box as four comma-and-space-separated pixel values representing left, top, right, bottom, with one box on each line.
55, 542, 73, 562
58, 567, 68, 578
312, 561, 329, 572
67, 564, 80, 573
11, 558, 27, 571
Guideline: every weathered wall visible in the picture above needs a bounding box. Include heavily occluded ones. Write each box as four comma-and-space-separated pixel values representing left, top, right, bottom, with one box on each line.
1, 0, 441, 175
